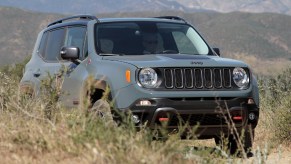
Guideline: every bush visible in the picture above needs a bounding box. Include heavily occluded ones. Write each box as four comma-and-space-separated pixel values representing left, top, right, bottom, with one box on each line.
0, 66, 200, 163
259, 67, 291, 143
274, 96, 291, 141
0, 57, 30, 81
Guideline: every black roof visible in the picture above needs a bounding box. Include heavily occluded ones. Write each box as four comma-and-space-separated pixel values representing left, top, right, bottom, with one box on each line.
46, 15, 187, 30
47, 15, 99, 27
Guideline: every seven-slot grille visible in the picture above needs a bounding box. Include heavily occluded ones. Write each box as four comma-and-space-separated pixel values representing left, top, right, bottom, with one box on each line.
163, 68, 232, 90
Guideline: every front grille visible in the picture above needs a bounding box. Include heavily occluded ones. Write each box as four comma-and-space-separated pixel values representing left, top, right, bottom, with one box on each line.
163, 68, 233, 90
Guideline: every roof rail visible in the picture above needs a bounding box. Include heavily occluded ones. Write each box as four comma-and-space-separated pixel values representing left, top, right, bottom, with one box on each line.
47, 15, 99, 27
155, 16, 187, 23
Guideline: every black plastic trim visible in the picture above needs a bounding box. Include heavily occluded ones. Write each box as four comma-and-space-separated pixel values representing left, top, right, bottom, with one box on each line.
47, 15, 99, 27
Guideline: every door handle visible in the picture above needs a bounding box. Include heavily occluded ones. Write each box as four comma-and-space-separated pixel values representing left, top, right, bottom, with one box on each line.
33, 69, 41, 77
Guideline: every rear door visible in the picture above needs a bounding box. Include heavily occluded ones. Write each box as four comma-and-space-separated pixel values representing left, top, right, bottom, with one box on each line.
37, 27, 68, 86
25, 27, 70, 96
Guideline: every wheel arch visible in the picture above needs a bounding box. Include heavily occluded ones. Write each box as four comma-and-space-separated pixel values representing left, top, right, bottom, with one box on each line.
83, 78, 112, 106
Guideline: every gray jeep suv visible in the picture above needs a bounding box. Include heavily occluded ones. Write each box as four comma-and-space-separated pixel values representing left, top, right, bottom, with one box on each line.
20, 15, 259, 153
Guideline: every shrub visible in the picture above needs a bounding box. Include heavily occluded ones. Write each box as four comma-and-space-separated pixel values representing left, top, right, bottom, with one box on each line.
0, 57, 30, 81
259, 67, 291, 143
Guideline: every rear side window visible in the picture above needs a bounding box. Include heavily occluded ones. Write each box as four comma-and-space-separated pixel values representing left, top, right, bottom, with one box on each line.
45, 28, 65, 61
38, 32, 48, 58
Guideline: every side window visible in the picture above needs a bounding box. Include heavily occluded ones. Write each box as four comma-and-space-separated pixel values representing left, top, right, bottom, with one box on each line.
83, 34, 88, 58
45, 28, 65, 61
38, 32, 48, 58
64, 26, 86, 59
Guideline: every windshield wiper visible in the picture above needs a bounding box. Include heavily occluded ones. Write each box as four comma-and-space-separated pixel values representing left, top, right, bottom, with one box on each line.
159, 50, 179, 54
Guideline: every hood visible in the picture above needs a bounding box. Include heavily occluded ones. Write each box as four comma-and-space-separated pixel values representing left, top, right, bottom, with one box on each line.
102, 54, 249, 68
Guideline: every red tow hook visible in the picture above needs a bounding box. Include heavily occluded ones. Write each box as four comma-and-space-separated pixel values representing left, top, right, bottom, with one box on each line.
159, 117, 169, 122
232, 116, 243, 121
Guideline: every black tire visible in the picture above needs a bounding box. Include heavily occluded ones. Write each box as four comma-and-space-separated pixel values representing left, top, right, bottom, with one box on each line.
227, 134, 238, 155
90, 99, 116, 126
242, 129, 254, 153
214, 129, 254, 155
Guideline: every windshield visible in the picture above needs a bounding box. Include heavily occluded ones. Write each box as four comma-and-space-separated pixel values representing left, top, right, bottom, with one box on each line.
95, 21, 211, 56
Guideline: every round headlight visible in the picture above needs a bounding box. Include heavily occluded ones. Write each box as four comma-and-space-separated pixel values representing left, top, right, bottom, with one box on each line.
138, 68, 158, 88
233, 67, 249, 89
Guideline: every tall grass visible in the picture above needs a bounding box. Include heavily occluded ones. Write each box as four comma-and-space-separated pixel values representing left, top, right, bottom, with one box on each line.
259, 68, 291, 144
0, 65, 199, 163
1, 61, 291, 163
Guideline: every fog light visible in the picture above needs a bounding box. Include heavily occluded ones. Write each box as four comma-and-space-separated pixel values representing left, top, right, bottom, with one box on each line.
249, 112, 256, 121
137, 100, 152, 106
132, 115, 140, 124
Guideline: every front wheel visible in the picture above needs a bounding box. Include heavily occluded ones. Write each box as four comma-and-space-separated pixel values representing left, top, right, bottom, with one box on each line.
90, 99, 115, 126
215, 129, 254, 155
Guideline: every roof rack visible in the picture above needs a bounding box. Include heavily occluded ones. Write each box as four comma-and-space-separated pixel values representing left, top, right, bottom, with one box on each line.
47, 15, 99, 27
154, 16, 187, 23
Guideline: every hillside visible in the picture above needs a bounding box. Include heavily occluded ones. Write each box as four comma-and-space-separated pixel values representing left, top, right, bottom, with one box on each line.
178, 0, 291, 15
189, 12, 291, 59
0, 7, 291, 67
0, 7, 62, 65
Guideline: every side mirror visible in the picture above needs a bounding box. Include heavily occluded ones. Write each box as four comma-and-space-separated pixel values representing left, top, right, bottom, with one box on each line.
213, 48, 220, 56
60, 46, 80, 60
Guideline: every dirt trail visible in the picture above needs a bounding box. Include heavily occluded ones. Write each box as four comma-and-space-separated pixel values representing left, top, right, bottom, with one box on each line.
247, 146, 291, 164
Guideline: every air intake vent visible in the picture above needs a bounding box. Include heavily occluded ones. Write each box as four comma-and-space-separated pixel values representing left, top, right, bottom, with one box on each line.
163, 68, 234, 90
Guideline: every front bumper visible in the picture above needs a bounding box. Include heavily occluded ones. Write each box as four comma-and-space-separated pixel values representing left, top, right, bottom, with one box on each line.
126, 97, 259, 137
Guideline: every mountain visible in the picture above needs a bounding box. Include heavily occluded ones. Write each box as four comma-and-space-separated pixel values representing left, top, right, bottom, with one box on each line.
178, 0, 291, 15
0, 0, 291, 15
0, 7, 62, 66
1, 6, 291, 67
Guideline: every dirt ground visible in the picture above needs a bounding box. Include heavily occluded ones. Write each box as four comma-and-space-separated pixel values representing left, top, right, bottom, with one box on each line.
248, 145, 291, 164
1, 139, 291, 163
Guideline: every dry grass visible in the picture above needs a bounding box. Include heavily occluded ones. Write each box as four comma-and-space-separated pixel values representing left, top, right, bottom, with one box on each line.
0, 103, 191, 164
0, 73, 195, 163
1, 65, 291, 163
